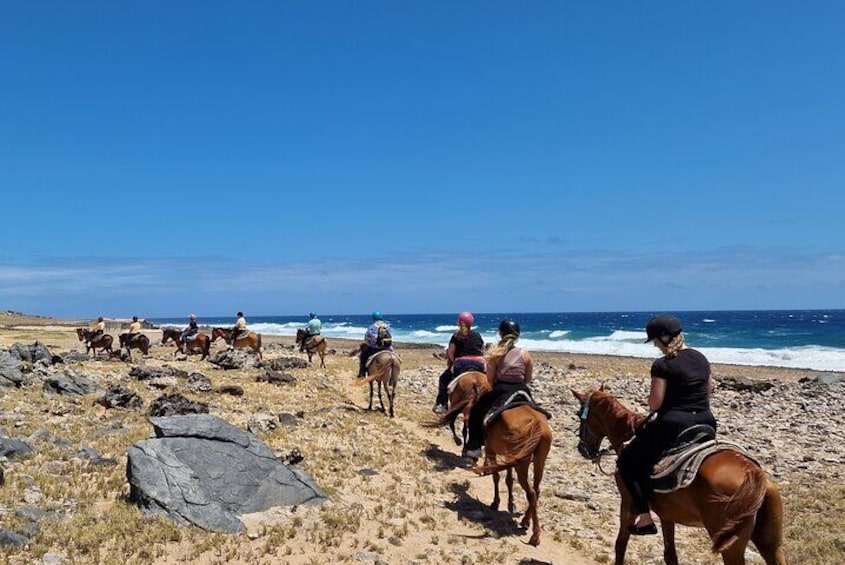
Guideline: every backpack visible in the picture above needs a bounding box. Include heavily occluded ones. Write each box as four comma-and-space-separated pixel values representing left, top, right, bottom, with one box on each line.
376, 323, 392, 347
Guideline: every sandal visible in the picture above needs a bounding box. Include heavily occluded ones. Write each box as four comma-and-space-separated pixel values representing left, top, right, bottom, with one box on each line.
628, 522, 658, 536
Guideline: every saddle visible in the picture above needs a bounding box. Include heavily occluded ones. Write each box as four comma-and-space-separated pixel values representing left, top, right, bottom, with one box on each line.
304, 335, 324, 350
232, 330, 249, 341
649, 426, 759, 494
364, 349, 399, 369
482, 390, 552, 428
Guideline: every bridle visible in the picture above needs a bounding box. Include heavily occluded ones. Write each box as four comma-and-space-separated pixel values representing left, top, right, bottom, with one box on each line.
576, 392, 620, 476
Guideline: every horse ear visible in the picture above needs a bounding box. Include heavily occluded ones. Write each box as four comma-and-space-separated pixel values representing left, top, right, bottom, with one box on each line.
571, 389, 584, 402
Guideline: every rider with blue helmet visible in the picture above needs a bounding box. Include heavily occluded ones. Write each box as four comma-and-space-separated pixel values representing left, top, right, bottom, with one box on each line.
301, 311, 322, 352
358, 311, 392, 378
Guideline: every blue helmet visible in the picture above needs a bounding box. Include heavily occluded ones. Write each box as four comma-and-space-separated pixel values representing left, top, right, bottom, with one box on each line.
309, 311, 317, 318
372, 311, 383, 321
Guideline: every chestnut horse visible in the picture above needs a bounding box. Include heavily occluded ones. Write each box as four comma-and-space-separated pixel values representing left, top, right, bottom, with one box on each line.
118, 332, 150, 361
161, 328, 211, 360
211, 327, 263, 360
427, 371, 491, 447
295, 329, 327, 368
75, 328, 113, 356
356, 350, 401, 417
572, 388, 785, 565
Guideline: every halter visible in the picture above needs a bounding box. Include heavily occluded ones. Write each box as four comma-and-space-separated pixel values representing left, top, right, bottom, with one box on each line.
576, 392, 618, 476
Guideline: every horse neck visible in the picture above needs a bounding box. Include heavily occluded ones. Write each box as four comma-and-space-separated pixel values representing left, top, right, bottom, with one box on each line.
596, 395, 645, 451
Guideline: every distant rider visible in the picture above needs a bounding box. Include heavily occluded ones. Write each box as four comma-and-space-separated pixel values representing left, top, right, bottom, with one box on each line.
125, 316, 142, 343
180, 314, 199, 352
301, 312, 322, 352
464, 319, 534, 459
433, 312, 486, 414
357, 311, 393, 378
230, 311, 248, 347
87, 316, 106, 348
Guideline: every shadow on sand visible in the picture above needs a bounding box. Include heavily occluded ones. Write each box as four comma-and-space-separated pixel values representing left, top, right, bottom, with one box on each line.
442, 481, 528, 541
422, 443, 469, 472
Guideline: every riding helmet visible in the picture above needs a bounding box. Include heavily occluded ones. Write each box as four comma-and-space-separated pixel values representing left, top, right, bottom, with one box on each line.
457, 312, 475, 327
498, 319, 520, 337
132, 316, 138, 322
237, 311, 244, 317
190, 314, 196, 319
644, 315, 683, 343
372, 311, 383, 321
309, 311, 317, 318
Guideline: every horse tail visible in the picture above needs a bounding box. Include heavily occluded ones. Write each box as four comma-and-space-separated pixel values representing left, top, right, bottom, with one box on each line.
202, 334, 211, 357
710, 462, 768, 554
750, 477, 785, 561
422, 398, 471, 429
472, 413, 545, 476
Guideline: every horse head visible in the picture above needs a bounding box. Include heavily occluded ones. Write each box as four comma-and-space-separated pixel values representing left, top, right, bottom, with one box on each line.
572, 388, 610, 461
76, 327, 85, 341
295, 329, 304, 344
211, 327, 227, 342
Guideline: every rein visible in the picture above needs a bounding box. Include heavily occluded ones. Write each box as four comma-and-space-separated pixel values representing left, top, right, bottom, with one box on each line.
577, 393, 625, 476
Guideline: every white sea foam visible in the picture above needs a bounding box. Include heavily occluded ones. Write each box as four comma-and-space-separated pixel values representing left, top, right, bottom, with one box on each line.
435, 325, 458, 332
702, 319, 716, 323
584, 330, 644, 342
548, 330, 571, 338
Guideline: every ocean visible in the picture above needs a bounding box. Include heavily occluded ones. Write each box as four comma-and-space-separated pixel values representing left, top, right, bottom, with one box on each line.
150, 310, 845, 372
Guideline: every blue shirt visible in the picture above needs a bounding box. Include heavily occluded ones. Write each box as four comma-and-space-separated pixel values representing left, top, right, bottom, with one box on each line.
305, 318, 322, 335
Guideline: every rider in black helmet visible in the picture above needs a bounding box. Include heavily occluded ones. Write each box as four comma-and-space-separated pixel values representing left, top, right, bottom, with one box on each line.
617, 315, 717, 536
463, 319, 534, 459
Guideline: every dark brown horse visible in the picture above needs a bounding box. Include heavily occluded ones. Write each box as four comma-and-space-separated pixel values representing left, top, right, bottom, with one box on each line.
572, 387, 786, 565
471, 404, 553, 547
118, 332, 150, 361
356, 350, 401, 417
211, 327, 263, 360
295, 329, 327, 368
75, 328, 113, 356
428, 371, 491, 447
161, 328, 211, 360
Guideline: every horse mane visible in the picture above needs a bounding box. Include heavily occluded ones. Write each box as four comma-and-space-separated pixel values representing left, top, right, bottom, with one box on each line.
589, 389, 647, 443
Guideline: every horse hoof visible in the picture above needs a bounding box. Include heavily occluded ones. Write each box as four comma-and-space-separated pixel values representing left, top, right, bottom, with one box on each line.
528, 536, 540, 547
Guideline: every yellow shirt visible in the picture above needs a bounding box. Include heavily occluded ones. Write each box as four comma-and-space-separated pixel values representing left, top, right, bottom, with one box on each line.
128, 321, 141, 333
92, 321, 105, 332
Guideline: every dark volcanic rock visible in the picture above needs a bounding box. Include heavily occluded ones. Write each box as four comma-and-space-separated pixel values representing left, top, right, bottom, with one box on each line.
207, 350, 259, 370
187, 372, 213, 392
148, 393, 209, 417
129, 366, 187, 381
0, 351, 25, 387
716, 375, 775, 393
62, 350, 90, 363
127, 414, 327, 532
0, 438, 34, 460
262, 357, 308, 371
256, 370, 297, 385
98, 384, 144, 410
43, 370, 100, 396
214, 385, 244, 396
7, 342, 54, 364
0, 528, 27, 547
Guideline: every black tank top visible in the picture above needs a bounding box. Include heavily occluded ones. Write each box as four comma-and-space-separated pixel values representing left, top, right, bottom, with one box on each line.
651, 348, 711, 414
450, 330, 485, 358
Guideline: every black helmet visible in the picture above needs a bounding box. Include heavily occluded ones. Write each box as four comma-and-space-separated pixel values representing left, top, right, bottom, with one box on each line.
132, 316, 138, 322
237, 311, 244, 317
498, 319, 521, 337
645, 315, 683, 343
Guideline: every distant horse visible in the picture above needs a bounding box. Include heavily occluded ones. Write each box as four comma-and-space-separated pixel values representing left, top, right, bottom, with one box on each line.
427, 371, 491, 447
471, 404, 553, 547
119, 332, 150, 361
75, 328, 113, 356
211, 327, 263, 360
572, 387, 785, 565
356, 350, 401, 418
295, 329, 327, 368
161, 328, 211, 360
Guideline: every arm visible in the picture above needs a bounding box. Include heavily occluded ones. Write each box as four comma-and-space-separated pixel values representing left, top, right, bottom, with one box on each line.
647, 377, 666, 412
446, 343, 457, 366
523, 351, 534, 384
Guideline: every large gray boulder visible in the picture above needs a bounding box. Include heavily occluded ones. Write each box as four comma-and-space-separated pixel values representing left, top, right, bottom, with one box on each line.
126, 415, 326, 532
207, 350, 259, 370
43, 370, 101, 396
0, 351, 25, 387
7, 342, 54, 364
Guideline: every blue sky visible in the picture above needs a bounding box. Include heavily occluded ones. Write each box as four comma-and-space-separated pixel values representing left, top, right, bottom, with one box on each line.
1, 2, 843, 318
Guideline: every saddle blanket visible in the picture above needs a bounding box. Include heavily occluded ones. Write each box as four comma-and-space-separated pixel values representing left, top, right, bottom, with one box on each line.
446, 370, 487, 395
651, 440, 760, 494
482, 390, 552, 428
304, 336, 324, 349
365, 350, 400, 369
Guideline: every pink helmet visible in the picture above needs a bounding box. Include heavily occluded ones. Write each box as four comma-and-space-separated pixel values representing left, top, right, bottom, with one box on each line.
457, 312, 475, 327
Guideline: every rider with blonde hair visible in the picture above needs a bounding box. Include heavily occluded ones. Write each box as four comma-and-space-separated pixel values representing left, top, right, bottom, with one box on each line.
432, 312, 486, 414
618, 315, 717, 535
464, 319, 533, 459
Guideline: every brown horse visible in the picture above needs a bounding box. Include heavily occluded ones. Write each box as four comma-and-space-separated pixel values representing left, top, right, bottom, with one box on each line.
118, 332, 150, 361
161, 328, 211, 360
428, 371, 491, 446
75, 328, 113, 356
572, 388, 786, 565
471, 404, 552, 547
356, 350, 401, 417
295, 329, 327, 368
211, 327, 263, 360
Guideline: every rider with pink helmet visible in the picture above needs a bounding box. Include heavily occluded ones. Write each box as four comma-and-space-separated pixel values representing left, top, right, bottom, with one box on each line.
432, 312, 486, 414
